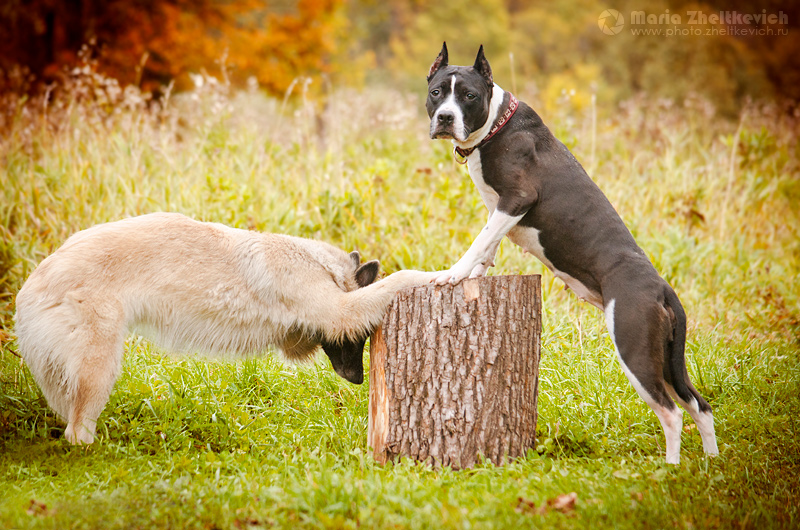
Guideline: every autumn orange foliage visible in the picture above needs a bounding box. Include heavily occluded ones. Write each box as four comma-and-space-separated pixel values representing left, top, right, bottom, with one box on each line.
1, 0, 798, 108
1, 0, 342, 95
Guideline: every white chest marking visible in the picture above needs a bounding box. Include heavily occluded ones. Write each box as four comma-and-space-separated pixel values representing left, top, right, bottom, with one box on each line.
466, 153, 499, 214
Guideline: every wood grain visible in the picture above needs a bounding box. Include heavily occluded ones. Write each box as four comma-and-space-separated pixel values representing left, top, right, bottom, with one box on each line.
368, 275, 541, 469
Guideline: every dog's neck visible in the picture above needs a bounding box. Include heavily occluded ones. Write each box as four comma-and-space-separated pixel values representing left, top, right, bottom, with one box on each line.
453, 84, 506, 151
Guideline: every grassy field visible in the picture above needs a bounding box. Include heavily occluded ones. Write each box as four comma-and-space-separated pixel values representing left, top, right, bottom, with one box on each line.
1, 70, 799, 529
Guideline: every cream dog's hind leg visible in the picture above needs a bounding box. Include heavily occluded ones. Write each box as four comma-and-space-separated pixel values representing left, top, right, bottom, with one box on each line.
59, 296, 126, 445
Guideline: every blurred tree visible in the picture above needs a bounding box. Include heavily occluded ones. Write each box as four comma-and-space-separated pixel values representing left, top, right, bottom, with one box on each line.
686, 0, 800, 101
387, 0, 512, 90
600, 0, 776, 114
0, 0, 796, 110
0, 0, 343, 95
348, 0, 794, 114
507, 0, 608, 110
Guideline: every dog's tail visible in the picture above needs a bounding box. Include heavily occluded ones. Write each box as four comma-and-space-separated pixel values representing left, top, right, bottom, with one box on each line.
329, 270, 438, 343
664, 285, 712, 413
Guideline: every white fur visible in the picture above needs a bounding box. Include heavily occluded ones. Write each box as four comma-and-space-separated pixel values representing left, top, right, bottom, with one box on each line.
14, 213, 440, 444
431, 76, 467, 141
434, 210, 524, 285
667, 384, 719, 456
465, 152, 499, 214
693, 410, 719, 456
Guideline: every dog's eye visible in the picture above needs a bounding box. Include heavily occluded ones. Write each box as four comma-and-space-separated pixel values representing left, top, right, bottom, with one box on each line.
430, 89, 440, 97
466, 93, 477, 100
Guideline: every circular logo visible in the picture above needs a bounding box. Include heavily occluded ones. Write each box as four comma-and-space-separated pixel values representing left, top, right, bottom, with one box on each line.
598, 9, 624, 35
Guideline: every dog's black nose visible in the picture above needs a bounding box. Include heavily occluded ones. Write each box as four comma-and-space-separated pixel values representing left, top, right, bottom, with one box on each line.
437, 112, 454, 126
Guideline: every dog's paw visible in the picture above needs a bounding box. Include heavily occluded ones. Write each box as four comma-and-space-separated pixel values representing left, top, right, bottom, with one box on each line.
433, 271, 455, 285
434, 267, 471, 286
433, 270, 464, 285
65, 423, 95, 445
468, 262, 491, 278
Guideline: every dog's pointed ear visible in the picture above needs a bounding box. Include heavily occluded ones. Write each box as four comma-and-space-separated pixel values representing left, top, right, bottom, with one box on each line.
473, 44, 493, 88
355, 260, 380, 287
427, 42, 449, 82
349, 250, 361, 269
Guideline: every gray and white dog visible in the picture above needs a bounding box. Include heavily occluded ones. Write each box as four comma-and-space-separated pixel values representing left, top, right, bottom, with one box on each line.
425, 43, 718, 464
14, 212, 440, 444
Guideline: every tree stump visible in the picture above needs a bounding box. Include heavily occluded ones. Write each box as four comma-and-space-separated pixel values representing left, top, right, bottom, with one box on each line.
368, 275, 541, 470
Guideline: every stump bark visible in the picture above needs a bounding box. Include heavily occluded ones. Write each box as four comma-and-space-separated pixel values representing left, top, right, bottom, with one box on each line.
368, 274, 541, 469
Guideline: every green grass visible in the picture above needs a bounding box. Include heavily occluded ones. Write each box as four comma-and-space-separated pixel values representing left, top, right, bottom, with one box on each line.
1, 70, 799, 529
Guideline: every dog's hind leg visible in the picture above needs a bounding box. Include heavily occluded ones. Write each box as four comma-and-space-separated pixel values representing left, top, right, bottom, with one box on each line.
16, 289, 126, 444
60, 297, 126, 445
666, 385, 718, 457
605, 298, 684, 464
64, 335, 124, 445
661, 287, 718, 457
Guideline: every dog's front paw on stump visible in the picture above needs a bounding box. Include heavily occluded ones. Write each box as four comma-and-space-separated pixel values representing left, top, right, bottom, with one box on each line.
434, 268, 468, 285
433, 271, 454, 285
434, 262, 491, 285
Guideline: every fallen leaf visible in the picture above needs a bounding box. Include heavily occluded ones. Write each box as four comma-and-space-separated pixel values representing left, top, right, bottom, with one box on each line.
539, 492, 578, 516
516, 493, 578, 517
514, 496, 537, 514
26, 500, 49, 517
630, 491, 644, 501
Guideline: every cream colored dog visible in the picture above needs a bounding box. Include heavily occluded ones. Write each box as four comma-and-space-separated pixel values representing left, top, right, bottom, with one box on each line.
14, 212, 439, 444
